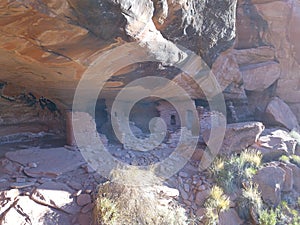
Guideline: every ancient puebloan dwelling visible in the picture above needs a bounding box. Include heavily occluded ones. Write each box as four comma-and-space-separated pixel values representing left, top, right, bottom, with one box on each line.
0, 0, 300, 224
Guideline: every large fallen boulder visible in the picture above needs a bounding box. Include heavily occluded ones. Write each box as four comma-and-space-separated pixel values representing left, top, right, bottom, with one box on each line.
200, 121, 264, 170
202, 121, 264, 154
253, 164, 285, 206
251, 128, 298, 162
264, 97, 299, 130
240, 61, 280, 92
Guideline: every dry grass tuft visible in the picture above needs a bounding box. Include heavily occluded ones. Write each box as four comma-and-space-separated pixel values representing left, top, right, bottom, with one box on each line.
94, 167, 188, 225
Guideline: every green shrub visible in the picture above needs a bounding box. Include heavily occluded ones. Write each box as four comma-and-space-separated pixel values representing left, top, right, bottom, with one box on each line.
290, 155, 300, 167
277, 201, 300, 225
210, 149, 262, 193
95, 196, 119, 225
240, 149, 262, 168
259, 208, 277, 225
279, 155, 290, 164
257, 201, 300, 225
204, 186, 230, 225
94, 167, 188, 225
237, 182, 262, 221
279, 154, 300, 168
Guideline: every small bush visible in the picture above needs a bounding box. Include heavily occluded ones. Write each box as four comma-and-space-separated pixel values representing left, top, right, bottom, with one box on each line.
279, 155, 290, 164
204, 186, 230, 225
94, 167, 188, 225
240, 149, 262, 168
237, 182, 262, 221
259, 208, 277, 225
257, 201, 300, 225
290, 155, 300, 167
277, 201, 300, 225
279, 154, 300, 168
95, 196, 119, 225
210, 149, 262, 193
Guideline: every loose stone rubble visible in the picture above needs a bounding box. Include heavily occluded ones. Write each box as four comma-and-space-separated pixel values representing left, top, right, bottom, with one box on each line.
0, 123, 299, 224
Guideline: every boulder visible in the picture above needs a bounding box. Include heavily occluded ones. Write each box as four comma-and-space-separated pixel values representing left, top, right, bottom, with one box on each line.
265, 97, 299, 130
232, 46, 275, 66
195, 189, 210, 206
240, 61, 280, 92
219, 208, 244, 225
254, 1, 300, 111
211, 50, 246, 100
253, 165, 285, 206
279, 163, 294, 192
285, 163, 300, 193
235, 3, 261, 48
253, 128, 298, 162
290, 103, 300, 124
202, 121, 264, 155
77, 194, 92, 207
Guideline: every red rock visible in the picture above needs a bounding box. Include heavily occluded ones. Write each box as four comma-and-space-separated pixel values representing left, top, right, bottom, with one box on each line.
5, 148, 85, 178
195, 189, 210, 206
211, 50, 246, 99
254, 128, 297, 161
265, 97, 299, 130
77, 213, 93, 225
179, 188, 189, 200
191, 148, 204, 161
195, 207, 206, 218
253, 165, 285, 206
240, 61, 280, 91
232, 46, 276, 66
81, 203, 94, 213
235, 4, 261, 48
279, 163, 294, 192
285, 163, 300, 193
77, 194, 92, 206
200, 121, 264, 168
219, 209, 243, 225
255, 1, 300, 120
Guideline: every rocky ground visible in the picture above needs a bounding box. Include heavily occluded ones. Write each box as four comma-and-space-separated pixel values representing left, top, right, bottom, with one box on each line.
0, 147, 100, 224
0, 119, 299, 224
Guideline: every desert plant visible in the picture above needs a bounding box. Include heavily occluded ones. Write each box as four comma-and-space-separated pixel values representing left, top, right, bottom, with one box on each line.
276, 201, 300, 225
259, 208, 277, 225
204, 186, 230, 225
257, 201, 300, 225
290, 155, 300, 167
239, 149, 262, 168
279, 155, 290, 164
237, 182, 263, 221
94, 167, 188, 225
210, 149, 262, 193
279, 154, 300, 167
95, 196, 119, 225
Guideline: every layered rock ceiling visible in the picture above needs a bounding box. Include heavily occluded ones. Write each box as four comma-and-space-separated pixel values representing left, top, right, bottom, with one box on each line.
0, 0, 300, 131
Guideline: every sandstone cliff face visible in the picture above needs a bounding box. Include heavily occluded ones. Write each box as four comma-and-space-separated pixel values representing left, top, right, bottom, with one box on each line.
0, 0, 299, 136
